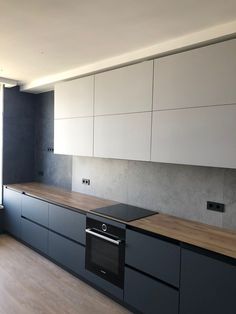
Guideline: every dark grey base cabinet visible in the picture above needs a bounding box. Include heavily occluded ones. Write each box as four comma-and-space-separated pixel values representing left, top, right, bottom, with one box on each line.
3, 187, 22, 238
180, 248, 236, 314
124, 267, 179, 314
126, 229, 180, 287
21, 218, 48, 254
49, 204, 86, 245
22, 194, 48, 227
48, 231, 85, 277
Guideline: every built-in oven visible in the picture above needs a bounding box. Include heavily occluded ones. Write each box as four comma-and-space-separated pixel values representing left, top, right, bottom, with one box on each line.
85, 215, 126, 288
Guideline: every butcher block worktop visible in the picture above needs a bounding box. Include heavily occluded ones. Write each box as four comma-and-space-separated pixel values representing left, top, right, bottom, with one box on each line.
130, 214, 236, 260
5, 182, 236, 260
5, 182, 116, 212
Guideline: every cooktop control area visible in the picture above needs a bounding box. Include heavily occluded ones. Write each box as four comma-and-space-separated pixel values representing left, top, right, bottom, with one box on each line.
91, 203, 156, 222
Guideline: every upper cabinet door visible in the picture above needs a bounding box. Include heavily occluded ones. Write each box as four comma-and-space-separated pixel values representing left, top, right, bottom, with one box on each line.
94, 61, 153, 115
55, 76, 94, 119
151, 105, 236, 168
153, 39, 236, 110
54, 117, 93, 156
94, 112, 151, 161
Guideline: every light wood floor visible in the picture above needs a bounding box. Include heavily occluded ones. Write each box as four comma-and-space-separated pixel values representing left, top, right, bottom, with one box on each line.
0, 234, 131, 314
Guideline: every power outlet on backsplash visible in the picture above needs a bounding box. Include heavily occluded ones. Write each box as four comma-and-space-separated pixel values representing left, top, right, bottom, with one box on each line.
207, 201, 225, 213
82, 178, 90, 186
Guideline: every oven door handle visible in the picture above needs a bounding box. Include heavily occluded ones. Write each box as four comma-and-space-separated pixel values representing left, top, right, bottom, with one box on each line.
85, 228, 121, 245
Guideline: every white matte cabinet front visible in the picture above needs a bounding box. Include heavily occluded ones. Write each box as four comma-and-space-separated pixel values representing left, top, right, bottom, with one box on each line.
153, 39, 236, 110
94, 61, 153, 115
55, 76, 94, 119
94, 112, 152, 161
54, 117, 93, 156
151, 105, 236, 168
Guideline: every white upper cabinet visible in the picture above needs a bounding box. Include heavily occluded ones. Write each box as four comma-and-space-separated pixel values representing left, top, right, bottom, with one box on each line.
54, 117, 93, 156
55, 76, 94, 119
153, 39, 236, 110
94, 112, 151, 161
94, 61, 153, 115
151, 105, 236, 168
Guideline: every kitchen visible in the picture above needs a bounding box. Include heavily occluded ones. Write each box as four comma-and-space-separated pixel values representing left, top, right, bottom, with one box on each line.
1, 1, 236, 314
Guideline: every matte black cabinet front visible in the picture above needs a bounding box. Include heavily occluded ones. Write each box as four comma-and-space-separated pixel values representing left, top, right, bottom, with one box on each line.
3, 187, 22, 238
48, 231, 85, 277
180, 248, 236, 314
124, 267, 179, 314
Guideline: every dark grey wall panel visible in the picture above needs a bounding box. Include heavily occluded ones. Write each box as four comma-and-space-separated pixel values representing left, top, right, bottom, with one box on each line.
34, 91, 72, 190
3, 86, 37, 184
3, 87, 72, 189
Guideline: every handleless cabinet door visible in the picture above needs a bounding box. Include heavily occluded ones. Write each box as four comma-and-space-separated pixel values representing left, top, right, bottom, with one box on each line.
3, 187, 22, 238
126, 229, 180, 287
54, 117, 93, 156
21, 218, 48, 254
22, 194, 48, 227
154, 39, 236, 110
95, 61, 153, 115
49, 204, 86, 245
94, 112, 152, 161
55, 76, 94, 119
48, 231, 85, 277
125, 267, 179, 314
180, 248, 236, 314
151, 105, 236, 168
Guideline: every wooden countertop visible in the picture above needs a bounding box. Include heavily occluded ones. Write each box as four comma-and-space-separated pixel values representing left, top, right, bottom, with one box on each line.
5, 182, 116, 212
4, 182, 236, 259
129, 214, 236, 259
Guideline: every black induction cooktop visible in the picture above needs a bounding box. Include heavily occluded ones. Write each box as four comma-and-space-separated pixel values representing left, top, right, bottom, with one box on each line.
91, 203, 157, 222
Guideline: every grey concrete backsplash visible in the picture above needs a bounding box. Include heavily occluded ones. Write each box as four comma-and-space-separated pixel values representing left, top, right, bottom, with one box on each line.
72, 156, 236, 231
34, 91, 72, 190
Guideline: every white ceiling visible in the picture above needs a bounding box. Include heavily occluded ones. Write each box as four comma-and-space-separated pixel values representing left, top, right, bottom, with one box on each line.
0, 0, 236, 92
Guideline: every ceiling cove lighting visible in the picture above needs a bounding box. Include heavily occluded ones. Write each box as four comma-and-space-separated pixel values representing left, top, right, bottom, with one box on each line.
0, 77, 18, 88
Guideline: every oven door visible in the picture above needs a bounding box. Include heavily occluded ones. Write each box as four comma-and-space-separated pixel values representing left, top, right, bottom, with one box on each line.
85, 228, 125, 288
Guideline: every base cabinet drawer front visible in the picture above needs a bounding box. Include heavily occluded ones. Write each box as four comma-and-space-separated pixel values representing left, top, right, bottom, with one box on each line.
48, 231, 85, 277
49, 204, 86, 245
84, 269, 124, 301
180, 248, 236, 314
21, 218, 48, 254
126, 229, 180, 287
22, 194, 49, 227
124, 267, 179, 314
3, 188, 22, 238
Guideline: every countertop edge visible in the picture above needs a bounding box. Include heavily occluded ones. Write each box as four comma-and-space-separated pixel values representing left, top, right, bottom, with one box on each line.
3, 182, 236, 260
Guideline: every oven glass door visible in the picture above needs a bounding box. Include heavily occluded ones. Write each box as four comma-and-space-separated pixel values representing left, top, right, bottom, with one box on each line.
86, 229, 124, 288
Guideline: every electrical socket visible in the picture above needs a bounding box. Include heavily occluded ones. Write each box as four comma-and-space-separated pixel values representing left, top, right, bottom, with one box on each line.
82, 178, 90, 185
207, 201, 225, 213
